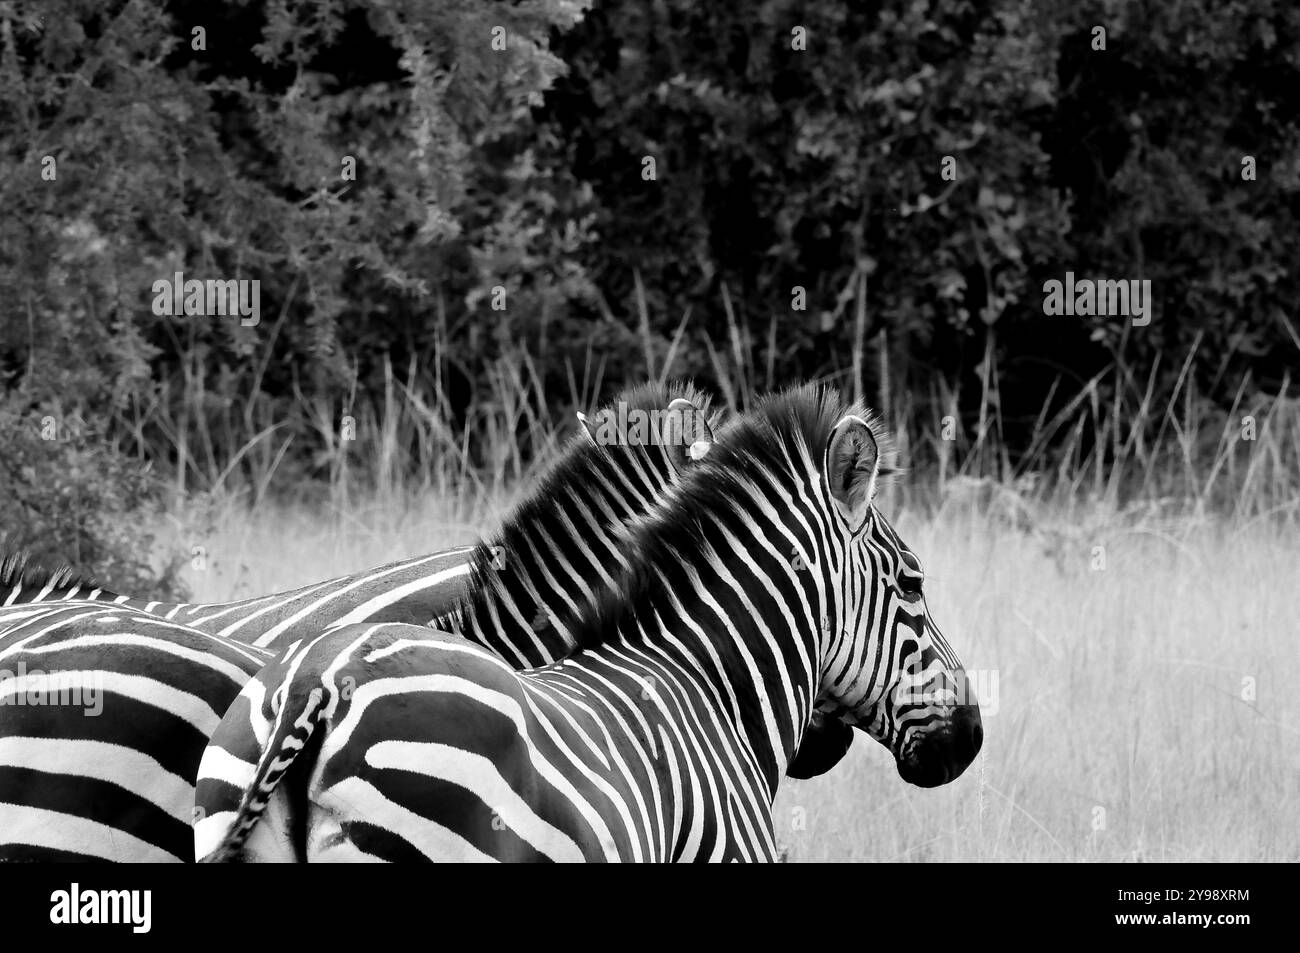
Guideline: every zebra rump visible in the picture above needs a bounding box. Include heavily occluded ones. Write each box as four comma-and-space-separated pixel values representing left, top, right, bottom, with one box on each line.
0, 600, 270, 861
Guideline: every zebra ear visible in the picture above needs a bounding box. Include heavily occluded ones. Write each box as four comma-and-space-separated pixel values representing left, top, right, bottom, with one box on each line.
826, 415, 879, 528
662, 397, 714, 463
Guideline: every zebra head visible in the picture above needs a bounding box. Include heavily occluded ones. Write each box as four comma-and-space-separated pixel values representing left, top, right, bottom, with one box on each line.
816, 405, 982, 788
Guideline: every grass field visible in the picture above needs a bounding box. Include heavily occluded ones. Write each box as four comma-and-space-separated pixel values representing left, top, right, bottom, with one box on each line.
157, 479, 1299, 863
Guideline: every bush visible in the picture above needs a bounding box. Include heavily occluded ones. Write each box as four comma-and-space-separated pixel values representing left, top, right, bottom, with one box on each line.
0, 398, 186, 598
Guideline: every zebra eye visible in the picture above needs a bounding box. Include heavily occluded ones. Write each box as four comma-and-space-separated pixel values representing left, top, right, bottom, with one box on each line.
897, 573, 924, 601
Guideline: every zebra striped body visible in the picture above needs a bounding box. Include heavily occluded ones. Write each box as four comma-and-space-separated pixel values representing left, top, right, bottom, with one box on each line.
203, 624, 782, 861
198, 386, 983, 862
0, 601, 270, 861
0, 543, 480, 861
0, 538, 476, 861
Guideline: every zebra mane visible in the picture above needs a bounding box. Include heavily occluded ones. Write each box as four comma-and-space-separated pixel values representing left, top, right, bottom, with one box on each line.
0, 549, 98, 592
565, 383, 900, 650
452, 380, 725, 631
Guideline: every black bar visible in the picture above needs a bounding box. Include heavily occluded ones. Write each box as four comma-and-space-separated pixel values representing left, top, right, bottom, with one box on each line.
0, 862, 1275, 941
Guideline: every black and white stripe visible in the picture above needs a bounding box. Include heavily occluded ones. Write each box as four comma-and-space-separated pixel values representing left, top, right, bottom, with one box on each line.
0, 601, 270, 861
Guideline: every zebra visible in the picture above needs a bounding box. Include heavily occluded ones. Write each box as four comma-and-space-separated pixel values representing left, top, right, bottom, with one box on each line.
2, 384, 847, 861
0, 600, 270, 861
196, 385, 982, 862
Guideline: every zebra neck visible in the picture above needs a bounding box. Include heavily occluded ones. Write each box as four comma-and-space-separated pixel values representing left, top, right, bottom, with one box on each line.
617, 560, 821, 796
447, 568, 576, 669
446, 438, 687, 671
531, 635, 784, 849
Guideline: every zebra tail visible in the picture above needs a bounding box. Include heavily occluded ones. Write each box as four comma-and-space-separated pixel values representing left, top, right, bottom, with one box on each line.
203, 682, 328, 863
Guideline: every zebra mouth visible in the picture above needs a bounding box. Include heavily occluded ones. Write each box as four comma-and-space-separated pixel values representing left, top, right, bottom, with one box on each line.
895, 705, 983, 788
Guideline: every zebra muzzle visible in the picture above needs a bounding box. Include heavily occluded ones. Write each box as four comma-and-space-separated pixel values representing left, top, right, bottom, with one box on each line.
895, 702, 983, 788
